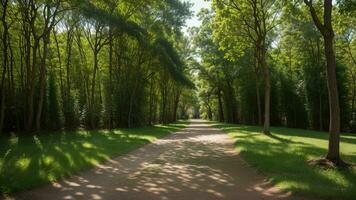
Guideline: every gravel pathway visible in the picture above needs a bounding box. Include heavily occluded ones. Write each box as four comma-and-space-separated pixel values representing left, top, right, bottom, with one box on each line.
11, 120, 313, 200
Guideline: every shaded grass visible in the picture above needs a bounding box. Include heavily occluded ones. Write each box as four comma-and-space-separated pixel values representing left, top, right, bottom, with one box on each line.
0, 121, 188, 194
212, 122, 356, 200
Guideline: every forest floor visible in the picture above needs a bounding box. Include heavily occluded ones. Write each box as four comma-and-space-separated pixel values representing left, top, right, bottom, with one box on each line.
6, 120, 312, 200
0, 122, 187, 196
213, 122, 356, 200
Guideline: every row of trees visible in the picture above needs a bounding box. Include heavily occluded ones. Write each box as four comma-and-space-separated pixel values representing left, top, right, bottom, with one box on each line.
194, 0, 355, 165
0, 0, 195, 133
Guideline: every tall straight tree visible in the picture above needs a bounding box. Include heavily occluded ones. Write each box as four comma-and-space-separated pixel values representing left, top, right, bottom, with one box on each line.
303, 0, 344, 165
0, 0, 10, 132
35, 0, 62, 131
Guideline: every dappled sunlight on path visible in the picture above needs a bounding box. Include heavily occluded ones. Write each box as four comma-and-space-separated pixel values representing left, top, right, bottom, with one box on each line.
9, 120, 313, 200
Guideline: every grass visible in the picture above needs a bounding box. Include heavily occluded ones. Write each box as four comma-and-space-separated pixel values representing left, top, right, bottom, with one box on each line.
0, 121, 188, 194
212, 122, 356, 200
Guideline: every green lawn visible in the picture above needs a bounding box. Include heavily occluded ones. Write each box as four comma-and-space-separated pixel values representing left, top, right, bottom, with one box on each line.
212, 122, 356, 200
0, 121, 188, 194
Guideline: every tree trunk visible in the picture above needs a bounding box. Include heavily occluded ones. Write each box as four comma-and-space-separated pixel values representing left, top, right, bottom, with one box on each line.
90, 51, 98, 129
161, 84, 167, 124
352, 72, 356, 118
255, 74, 262, 126
26, 40, 39, 132
253, 49, 262, 125
262, 47, 271, 134
0, 0, 9, 132
149, 78, 154, 125
8, 34, 15, 131
207, 104, 213, 120
324, 32, 341, 162
319, 91, 323, 131
36, 35, 50, 131
173, 89, 180, 122
128, 74, 138, 128
217, 89, 224, 122
108, 29, 113, 129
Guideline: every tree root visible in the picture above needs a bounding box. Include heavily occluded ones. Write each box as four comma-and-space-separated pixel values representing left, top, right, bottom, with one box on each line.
307, 158, 354, 170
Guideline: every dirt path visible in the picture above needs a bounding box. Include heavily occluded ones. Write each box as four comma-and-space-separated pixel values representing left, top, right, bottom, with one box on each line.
12, 120, 312, 200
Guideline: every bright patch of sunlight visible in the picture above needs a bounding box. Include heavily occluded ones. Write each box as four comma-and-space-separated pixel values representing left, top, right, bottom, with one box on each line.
38, 170, 57, 182
77, 130, 91, 137
135, 135, 156, 142
9, 137, 18, 145
33, 136, 44, 150
86, 157, 100, 166
43, 156, 54, 166
64, 153, 74, 166
277, 180, 310, 190
47, 173, 56, 181
317, 169, 349, 187
113, 130, 124, 134
15, 158, 31, 170
54, 146, 61, 151
82, 142, 94, 149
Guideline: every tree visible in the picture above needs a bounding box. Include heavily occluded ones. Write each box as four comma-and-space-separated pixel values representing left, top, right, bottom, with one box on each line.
304, 0, 345, 166
0, 0, 10, 132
